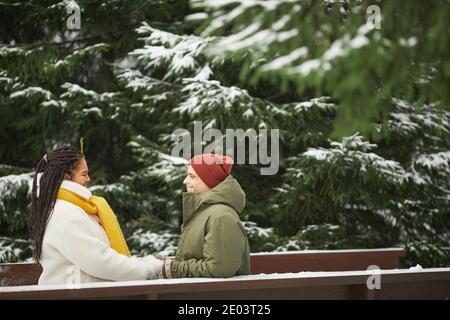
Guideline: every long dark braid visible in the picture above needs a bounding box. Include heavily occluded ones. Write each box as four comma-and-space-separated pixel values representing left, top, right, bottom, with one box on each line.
29, 145, 83, 262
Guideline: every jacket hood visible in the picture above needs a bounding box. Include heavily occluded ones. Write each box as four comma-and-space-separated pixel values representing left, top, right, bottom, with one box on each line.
182, 175, 246, 224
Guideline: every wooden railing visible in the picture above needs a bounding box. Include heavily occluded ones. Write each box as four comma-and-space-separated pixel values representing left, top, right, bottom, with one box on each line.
3, 248, 448, 299
0, 248, 405, 287
2, 267, 450, 300
250, 248, 405, 273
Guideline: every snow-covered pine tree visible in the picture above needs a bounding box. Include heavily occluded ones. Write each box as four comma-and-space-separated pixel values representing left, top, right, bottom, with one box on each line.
187, 0, 450, 266
1, 0, 449, 267
0, 0, 279, 260
0, 0, 190, 261
190, 0, 450, 137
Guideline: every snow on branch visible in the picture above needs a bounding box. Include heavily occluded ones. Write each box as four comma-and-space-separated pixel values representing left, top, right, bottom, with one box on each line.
291, 96, 338, 113
302, 133, 407, 183
174, 78, 279, 119
0, 236, 32, 263
131, 23, 214, 82
193, 0, 300, 37
0, 173, 33, 201
142, 152, 187, 184
285, 23, 371, 77
60, 82, 118, 102
45, 43, 108, 72
0, 69, 21, 91
116, 69, 180, 92
389, 99, 450, 135
414, 152, 450, 175
128, 229, 178, 257
193, 0, 367, 78
9, 87, 52, 100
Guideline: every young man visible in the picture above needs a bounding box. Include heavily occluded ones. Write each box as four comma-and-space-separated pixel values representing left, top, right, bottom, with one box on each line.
159, 153, 251, 278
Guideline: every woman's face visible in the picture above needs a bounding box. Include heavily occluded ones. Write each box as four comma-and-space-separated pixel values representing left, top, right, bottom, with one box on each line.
65, 157, 90, 187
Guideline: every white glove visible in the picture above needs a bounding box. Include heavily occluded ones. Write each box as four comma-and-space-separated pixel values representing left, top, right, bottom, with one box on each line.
142, 255, 164, 280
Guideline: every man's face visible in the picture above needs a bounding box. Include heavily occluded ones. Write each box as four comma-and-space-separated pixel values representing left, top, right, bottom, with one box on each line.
183, 165, 210, 193
65, 157, 91, 187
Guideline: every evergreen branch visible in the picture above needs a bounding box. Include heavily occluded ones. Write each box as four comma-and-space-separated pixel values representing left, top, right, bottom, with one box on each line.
0, 236, 31, 244
147, 76, 183, 90
0, 1, 38, 7
3, 36, 102, 50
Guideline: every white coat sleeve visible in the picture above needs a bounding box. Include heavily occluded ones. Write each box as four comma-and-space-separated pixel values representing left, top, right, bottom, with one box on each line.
58, 216, 163, 281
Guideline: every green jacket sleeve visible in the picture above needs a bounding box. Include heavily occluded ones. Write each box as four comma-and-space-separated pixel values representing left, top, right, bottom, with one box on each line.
173, 213, 245, 278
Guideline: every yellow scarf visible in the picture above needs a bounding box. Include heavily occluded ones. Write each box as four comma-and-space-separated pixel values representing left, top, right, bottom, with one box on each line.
57, 188, 131, 257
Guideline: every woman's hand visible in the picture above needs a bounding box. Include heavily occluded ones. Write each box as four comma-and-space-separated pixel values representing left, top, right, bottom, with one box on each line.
149, 255, 173, 278
142, 255, 164, 279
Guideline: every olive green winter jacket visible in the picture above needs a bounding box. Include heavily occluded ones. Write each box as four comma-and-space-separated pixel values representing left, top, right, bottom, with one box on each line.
172, 175, 251, 278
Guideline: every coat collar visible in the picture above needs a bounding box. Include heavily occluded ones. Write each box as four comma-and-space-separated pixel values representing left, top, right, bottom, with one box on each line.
60, 180, 92, 200
181, 175, 245, 225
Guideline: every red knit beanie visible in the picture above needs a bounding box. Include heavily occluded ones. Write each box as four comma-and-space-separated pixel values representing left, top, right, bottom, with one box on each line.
189, 153, 233, 189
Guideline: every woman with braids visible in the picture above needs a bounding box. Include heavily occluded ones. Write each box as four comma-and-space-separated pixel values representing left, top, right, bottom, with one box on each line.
30, 144, 163, 285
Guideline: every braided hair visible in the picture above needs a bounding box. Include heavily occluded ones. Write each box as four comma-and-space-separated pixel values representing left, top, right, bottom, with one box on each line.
29, 145, 83, 262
